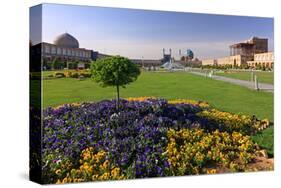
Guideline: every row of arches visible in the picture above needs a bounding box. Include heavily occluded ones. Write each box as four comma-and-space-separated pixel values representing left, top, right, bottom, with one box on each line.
248, 62, 274, 68
42, 57, 91, 70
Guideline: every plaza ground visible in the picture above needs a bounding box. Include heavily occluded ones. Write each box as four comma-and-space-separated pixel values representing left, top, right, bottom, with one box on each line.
42, 71, 274, 156
215, 71, 274, 84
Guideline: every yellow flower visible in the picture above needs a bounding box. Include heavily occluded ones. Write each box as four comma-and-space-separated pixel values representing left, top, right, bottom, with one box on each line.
56, 179, 62, 184
55, 169, 62, 176
55, 147, 127, 183
168, 99, 209, 108
92, 174, 99, 180
99, 172, 110, 180
126, 96, 156, 102
206, 169, 217, 174
111, 167, 121, 178
102, 160, 110, 169
166, 128, 257, 175
62, 177, 68, 184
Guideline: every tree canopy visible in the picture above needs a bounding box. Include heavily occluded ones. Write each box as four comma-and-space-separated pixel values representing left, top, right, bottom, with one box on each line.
91, 56, 140, 88
90, 55, 141, 110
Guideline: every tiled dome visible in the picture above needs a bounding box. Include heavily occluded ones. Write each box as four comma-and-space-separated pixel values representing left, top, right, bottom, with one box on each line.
53, 33, 79, 48
185, 49, 194, 59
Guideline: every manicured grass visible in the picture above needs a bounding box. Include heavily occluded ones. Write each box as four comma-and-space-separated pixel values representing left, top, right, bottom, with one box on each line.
42, 71, 274, 155
216, 71, 274, 84
43, 71, 273, 119
252, 126, 274, 157
43, 70, 55, 78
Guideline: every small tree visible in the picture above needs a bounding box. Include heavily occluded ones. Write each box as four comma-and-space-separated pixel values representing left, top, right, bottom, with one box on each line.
91, 56, 140, 110
68, 61, 78, 69
52, 58, 64, 70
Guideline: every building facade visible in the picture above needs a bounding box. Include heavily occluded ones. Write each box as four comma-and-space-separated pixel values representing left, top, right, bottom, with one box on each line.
32, 32, 167, 69
131, 59, 163, 67
31, 33, 96, 70
202, 36, 273, 68
42, 42, 92, 61
229, 37, 268, 58
216, 55, 253, 67
202, 59, 216, 66
247, 52, 274, 69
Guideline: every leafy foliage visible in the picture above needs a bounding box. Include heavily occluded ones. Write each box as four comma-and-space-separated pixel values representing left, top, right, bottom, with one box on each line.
90, 56, 140, 109
91, 56, 140, 88
52, 59, 65, 70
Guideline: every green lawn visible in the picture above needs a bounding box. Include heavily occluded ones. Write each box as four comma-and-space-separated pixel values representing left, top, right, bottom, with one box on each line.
42, 71, 274, 156
252, 126, 274, 157
43, 71, 273, 119
216, 71, 274, 84
43, 70, 55, 78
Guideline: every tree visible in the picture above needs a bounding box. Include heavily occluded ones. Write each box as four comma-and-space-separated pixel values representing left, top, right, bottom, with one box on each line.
52, 58, 64, 70
91, 56, 141, 110
68, 61, 78, 69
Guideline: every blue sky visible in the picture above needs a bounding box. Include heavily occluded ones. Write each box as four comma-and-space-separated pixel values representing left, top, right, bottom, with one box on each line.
35, 3, 274, 59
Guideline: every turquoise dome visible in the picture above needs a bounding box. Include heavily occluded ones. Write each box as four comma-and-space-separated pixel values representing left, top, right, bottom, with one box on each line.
185, 49, 194, 59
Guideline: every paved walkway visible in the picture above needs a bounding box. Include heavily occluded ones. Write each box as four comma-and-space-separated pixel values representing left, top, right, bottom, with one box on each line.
189, 71, 274, 93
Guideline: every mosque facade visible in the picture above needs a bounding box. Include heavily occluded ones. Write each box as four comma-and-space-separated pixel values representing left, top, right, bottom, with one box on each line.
31, 32, 200, 70
31, 33, 97, 70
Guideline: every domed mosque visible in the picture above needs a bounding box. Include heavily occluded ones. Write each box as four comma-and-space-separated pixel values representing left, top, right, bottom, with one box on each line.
39, 32, 100, 70
161, 48, 185, 70
32, 33, 200, 70
53, 33, 79, 48
181, 49, 194, 62
185, 49, 194, 59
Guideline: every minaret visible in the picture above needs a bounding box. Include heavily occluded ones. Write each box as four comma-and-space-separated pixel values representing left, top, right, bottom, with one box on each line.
169, 48, 172, 67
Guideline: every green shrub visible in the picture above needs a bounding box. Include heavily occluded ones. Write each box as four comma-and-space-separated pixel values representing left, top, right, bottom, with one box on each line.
84, 63, 91, 69
53, 60, 65, 70
63, 71, 73, 78
70, 72, 79, 78
80, 72, 91, 78
68, 62, 78, 69
54, 72, 65, 78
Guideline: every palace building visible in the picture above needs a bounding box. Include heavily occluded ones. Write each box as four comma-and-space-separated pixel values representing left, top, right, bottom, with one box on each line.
201, 36, 274, 69
229, 37, 268, 58
247, 52, 274, 69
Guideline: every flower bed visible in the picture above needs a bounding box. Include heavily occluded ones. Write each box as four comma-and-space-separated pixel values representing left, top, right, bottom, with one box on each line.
166, 129, 257, 175
41, 98, 272, 184
197, 109, 270, 135
55, 147, 126, 183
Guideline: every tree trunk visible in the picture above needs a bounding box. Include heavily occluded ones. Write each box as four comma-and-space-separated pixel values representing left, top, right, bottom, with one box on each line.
116, 84, 120, 111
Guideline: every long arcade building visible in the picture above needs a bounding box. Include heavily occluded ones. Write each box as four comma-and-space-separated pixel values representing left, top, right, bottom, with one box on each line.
31, 33, 107, 70
30, 32, 165, 70
31, 33, 202, 70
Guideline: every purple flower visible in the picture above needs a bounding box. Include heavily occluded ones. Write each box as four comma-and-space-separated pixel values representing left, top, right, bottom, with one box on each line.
41, 99, 206, 180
